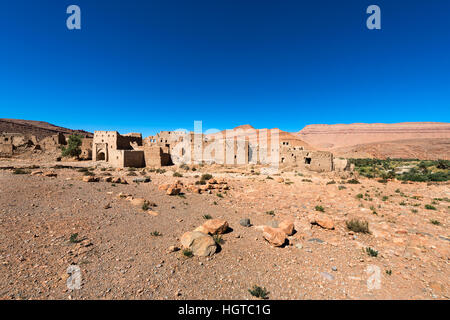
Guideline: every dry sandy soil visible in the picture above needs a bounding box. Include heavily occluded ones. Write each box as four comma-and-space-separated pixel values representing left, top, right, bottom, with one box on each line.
0, 159, 448, 300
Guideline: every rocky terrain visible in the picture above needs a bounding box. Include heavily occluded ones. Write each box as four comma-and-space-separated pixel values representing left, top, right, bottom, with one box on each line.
0, 119, 92, 141
297, 122, 450, 160
0, 159, 448, 300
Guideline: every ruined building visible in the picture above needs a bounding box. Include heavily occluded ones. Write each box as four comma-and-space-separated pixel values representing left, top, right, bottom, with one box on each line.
92, 129, 341, 173
93, 131, 145, 167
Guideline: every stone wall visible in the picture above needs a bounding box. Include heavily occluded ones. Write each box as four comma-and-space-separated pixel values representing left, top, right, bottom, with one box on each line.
0, 143, 13, 157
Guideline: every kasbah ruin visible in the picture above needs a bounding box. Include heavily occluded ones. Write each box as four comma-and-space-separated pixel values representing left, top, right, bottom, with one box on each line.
0, 118, 449, 300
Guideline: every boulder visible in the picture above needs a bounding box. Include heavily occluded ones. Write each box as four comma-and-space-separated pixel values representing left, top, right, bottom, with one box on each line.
82, 176, 98, 182
275, 177, 284, 183
311, 215, 335, 230
158, 184, 170, 191
201, 219, 229, 235
130, 198, 147, 207
166, 187, 181, 196
180, 231, 217, 257
262, 226, 287, 247
239, 218, 251, 227
278, 220, 295, 236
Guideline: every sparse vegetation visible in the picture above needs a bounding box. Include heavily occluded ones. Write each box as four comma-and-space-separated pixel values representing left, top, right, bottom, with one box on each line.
182, 249, 193, 258
425, 204, 436, 210
265, 210, 275, 216
346, 219, 370, 234
314, 205, 324, 212
69, 233, 81, 244
150, 231, 162, 237
12, 168, 28, 174
216, 193, 223, 198
365, 247, 378, 257
430, 219, 441, 226
248, 285, 269, 299
201, 173, 213, 181
173, 172, 183, 177
350, 158, 450, 182
202, 214, 212, 219
213, 235, 223, 245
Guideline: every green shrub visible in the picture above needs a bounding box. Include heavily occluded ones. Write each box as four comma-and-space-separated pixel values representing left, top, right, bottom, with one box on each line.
182, 249, 193, 258
201, 173, 213, 181
365, 247, 378, 257
173, 172, 183, 177
430, 219, 441, 225
315, 205, 325, 212
248, 285, 269, 300
61, 135, 82, 157
425, 204, 436, 210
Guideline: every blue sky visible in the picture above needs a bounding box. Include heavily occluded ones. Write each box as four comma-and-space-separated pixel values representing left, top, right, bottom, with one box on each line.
0, 0, 449, 136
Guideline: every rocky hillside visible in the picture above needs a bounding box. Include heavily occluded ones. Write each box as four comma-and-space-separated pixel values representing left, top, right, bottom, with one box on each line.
208, 125, 314, 149
296, 122, 450, 160
0, 119, 92, 141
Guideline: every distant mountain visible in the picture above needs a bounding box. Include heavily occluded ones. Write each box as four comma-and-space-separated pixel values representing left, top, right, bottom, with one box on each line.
207, 125, 314, 149
296, 122, 450, 160
0, 119, 93, 141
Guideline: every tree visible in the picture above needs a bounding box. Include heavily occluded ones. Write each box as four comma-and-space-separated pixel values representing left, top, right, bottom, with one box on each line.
61, 134, 82, 157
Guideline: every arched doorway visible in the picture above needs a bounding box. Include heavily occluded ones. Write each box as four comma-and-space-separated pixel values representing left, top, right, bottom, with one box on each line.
97, 151, 106, 161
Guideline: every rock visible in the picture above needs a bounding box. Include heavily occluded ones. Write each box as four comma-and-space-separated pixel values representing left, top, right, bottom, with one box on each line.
158, 184, 170, 191
31, 170, 43, 176
180, 231, 217, 257
275, 177, 284, 183
82, 176, 98, 182
320, 272, 334, 281
239, 218, 251, 227
332, 266, 338, 272
166, 187, 181, 196
200, 219, 229, 235
130, 198, 147, 207
207, 178, 217, 184
104, 203, 111, 209
278, 220, 294, 236
308, 238, 325, 244
311, 215, 334, 230
167, 246, 179, 253
262, 226, 287, 247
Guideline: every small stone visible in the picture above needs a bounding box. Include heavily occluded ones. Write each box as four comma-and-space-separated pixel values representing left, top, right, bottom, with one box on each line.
320, 272, 334, 281
239, 218, 251, 227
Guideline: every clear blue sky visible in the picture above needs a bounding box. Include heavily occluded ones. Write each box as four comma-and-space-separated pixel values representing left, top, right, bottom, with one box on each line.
0, 0, 449, 136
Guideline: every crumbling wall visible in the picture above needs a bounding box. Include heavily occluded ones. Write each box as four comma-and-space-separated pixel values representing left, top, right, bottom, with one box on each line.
0, 143, 13, 157
80, 138, 93, 160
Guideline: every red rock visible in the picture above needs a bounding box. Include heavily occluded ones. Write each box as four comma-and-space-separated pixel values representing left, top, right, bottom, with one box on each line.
262, 226, 287, 247
278, 220, 295, 236
201, 219, 229, 235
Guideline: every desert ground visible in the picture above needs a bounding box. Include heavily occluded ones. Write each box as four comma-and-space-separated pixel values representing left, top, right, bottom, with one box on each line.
0, 158, 448, 300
